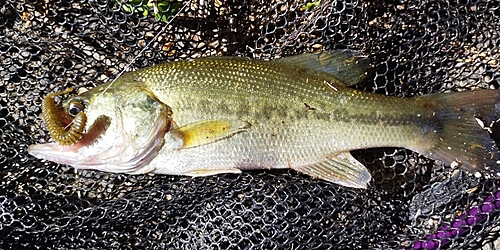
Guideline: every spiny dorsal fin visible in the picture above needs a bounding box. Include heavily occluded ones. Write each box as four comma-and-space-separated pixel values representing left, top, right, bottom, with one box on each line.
278, 50, 372, 86
293, 151, 372, 188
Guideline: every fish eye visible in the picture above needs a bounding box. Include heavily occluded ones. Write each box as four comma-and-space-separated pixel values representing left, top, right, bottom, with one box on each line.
68, 101, 84, 116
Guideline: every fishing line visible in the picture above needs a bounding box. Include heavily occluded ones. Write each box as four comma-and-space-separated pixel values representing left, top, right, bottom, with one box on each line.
94, 1, 189, 102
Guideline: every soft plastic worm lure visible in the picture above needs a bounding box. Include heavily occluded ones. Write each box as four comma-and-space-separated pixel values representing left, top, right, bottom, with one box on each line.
42, 88, 87, 146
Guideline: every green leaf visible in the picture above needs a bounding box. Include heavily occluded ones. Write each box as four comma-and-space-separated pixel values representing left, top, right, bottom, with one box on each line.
116, 0, 182, 22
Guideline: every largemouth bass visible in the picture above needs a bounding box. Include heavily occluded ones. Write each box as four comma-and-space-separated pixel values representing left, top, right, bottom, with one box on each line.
28, 50, 500, 188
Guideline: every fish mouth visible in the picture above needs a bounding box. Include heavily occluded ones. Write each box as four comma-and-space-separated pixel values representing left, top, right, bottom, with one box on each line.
28, 111, 169, 174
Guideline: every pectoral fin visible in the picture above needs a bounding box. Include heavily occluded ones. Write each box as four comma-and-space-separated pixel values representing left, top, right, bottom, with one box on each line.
172, 119, 251, 149
294, 152, 372, 188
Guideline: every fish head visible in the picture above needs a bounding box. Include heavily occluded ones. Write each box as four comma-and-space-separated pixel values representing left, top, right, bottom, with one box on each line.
28, 85, 170, 174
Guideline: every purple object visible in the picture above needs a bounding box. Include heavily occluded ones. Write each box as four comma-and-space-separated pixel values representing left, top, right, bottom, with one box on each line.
413, 190, 500, 249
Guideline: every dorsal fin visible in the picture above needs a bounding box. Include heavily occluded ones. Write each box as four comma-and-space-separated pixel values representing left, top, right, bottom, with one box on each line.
278, 50, 372, 86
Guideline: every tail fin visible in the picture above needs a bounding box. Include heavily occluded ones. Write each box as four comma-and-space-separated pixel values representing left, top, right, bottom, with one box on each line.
419, 90, 500, 177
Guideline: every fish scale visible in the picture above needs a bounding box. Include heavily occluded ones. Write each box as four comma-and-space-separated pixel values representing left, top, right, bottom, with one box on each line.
135, 57, 430, 146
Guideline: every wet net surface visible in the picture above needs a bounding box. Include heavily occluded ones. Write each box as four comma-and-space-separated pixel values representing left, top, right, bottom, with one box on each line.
1, 0, 500, 249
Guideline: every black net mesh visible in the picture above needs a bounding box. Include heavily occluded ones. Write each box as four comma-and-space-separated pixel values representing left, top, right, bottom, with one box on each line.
2, 0, 500, 249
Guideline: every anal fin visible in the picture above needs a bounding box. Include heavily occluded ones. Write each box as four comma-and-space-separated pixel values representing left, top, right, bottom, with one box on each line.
294, 152, 372, 188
